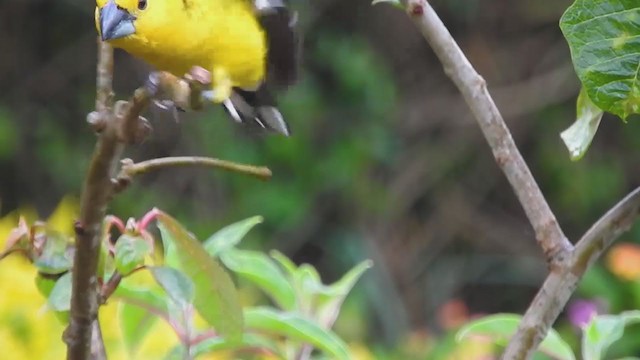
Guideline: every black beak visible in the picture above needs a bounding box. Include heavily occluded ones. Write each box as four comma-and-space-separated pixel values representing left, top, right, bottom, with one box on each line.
100, 0, 136, 41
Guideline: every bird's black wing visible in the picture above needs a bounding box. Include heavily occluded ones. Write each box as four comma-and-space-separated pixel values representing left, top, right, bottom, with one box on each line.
223, 0, 300, 136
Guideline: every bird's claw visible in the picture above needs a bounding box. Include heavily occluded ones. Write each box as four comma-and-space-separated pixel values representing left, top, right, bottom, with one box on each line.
200, 90, 216, 103
153, 99, 185, 122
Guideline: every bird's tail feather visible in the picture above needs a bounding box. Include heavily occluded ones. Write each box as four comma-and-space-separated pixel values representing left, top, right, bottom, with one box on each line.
218, 1, 298, 136
222, 85, 290, 136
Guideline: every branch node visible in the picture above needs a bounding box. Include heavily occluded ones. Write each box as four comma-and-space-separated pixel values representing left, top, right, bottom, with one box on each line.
74, 220, 86, 236
86, 111, 107, 133
114, 98, 153, 145
407, 0, 425, 16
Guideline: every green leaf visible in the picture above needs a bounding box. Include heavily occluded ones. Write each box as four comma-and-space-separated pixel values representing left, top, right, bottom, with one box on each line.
191, 333, 284, 358
219, 249, 296, 310
119, 302, 158, 354
113, 282, 169, 320
48, 272, 72, 312
583, 311, 640, 360
316, 260, 372, 328
149, 266, 194, 306
245, 307, 350, 360
156, 211, 243, 342
203, 216, 263, 257
35, 274, 57, 299
456, 313, 575, 360
561, 87, 604, 160
114, 235, 151, 276
560, 1, 640, 119
163, 346, 187, 360
293, 264, 325, 313
159, 223, 180, 269
270, 250, 298, 279
34, 230, 73, 275
371, 0, 401, 6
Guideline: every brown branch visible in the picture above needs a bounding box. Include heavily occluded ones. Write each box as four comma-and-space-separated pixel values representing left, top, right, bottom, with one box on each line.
65, 39, 151, 360
65, 39, 120, 360
401, 0, 572, 265
396, 1, 640, 359
65, 38, 269, 358
99, 271, 123, 304
116, 156, 272, 185
503, 187, 640, 359
91, 320, 107, 360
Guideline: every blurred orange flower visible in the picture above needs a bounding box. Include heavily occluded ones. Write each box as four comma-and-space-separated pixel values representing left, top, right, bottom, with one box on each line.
438, 298, 470, 330
606, 243, 640, 281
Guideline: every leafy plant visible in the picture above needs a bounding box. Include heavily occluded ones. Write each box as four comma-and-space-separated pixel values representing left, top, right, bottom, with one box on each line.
560, 1, 640, 158
456, 312, 640, 360
0, 209, 370, 359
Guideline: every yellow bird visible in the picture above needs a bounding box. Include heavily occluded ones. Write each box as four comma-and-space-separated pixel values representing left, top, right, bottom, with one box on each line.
95, 0, 299, 135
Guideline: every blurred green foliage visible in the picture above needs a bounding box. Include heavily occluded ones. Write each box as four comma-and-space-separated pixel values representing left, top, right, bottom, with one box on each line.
3, 0, 640, 358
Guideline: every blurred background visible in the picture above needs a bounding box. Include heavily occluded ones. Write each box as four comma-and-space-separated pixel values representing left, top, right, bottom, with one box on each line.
2, 0, 640, 358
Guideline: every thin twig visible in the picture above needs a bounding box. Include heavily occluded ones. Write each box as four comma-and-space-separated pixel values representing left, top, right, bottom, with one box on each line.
99, 271, 123, 304
401, 0, 572, 265
503, 187, 640, 359
117, 156, 273, 183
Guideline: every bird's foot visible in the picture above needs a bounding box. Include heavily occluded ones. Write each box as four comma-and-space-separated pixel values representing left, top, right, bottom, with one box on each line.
152, 99, 185, 122
144, 71, 163, 97
187, 66, 212, 85
201, 87, 232, 104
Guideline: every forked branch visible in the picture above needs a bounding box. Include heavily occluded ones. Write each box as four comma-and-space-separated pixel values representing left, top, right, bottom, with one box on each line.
400, 0, 572, 266
397, 1, 640, 359
65, 39, 269, 360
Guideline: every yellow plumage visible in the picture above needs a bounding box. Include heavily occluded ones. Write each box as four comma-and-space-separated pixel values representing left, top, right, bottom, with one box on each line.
95, 0, 267, 101
95, 0, 298, 135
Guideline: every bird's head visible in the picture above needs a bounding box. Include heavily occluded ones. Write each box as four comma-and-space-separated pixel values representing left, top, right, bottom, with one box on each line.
95, 0, 148, 42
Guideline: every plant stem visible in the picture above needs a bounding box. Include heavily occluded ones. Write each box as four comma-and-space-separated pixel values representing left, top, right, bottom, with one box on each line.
503, 187, 640, 359
65, 39, 120, 360
65, 39, 152, 360
397, 1, 640, 359
401, 0, 572, 266
118, 156, 272, 183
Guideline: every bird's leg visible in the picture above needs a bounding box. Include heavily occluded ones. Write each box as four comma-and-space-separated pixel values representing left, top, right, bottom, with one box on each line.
143, 71, 186, 120
201, 68, 233, 103
144, 71, 163, 97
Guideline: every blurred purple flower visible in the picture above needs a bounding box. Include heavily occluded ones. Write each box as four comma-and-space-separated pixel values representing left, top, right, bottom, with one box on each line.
568, 299, 598, 328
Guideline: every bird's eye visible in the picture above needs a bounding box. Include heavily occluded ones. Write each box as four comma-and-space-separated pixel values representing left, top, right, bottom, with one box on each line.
138, 0, 147, 10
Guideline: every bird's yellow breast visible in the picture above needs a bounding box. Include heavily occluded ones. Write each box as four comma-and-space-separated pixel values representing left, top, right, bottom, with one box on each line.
97, 0, 267, 89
